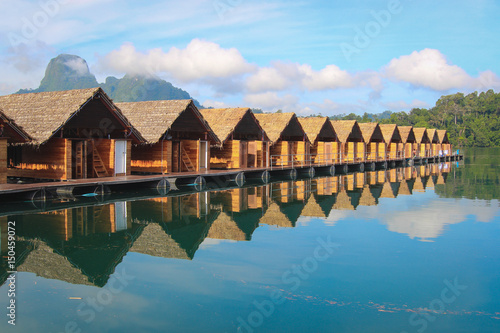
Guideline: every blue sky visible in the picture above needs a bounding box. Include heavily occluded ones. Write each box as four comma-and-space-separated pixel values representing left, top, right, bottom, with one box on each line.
1, 0, 499, 115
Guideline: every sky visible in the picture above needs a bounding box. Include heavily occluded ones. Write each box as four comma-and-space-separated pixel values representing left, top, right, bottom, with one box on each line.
1, 0, 500, 116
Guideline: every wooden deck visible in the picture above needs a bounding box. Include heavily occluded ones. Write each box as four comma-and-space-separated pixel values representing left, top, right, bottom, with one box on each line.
0, 154, 463, 202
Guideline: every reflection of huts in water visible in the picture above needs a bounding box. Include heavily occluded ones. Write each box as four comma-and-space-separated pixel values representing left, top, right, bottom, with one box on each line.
206, 211, 248, 241
377, 170, 386, 184
259, 202, 295, 228
437, 130, 451, 155
212, 187, 267, 213
300, 194, 328, 218
0, 88, 143, 180
413, 128, 431, 157
366, 171, 378, 185
435, 172, 447, 185
0, 108, 31, 183
314, 176, 340, 195
403, 166, 417, 180
12, 203, 133, 242
398, 126, 417, 158
332, 189, 355, 210
298, 117, 338, 165
200, 108, 270, 169
271, 180, 310, 203
380, 181, 400, 199
386, 167, 404, 183
254, 113, 310, 167
355, 172, 365, 189
398, 180, 413, 196
379, 124, 403, 159
358, 185, 376, 206
413, 176, 427, 193
16, 238, 94, 286
331, 120, 364, 163
116, 100, 219, 174
343, 174, 356, 191
358, 122, 384, 161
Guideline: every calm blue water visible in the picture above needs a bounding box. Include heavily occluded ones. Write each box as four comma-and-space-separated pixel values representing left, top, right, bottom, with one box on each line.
1, 149, 499, 333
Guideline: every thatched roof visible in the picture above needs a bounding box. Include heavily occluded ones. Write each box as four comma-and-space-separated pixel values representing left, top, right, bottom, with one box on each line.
436, 130, 450, 144
358, 122, 384, 142
0, 108, 32, 143
254, 113, 309, 144
0, 87, 142, 144
116, 100, 218, 144
200, 108, 268, 145
301, 195, 327, 217
206, 211, 247, 241
426, 129, 439, 143
130, 223, 191, 260
379, 124, 402, 143
413, 128, 430, 144
298, 117, 336, 143
331, 120, 363, 143
259, 202, 293, 228
398, 126, 416, 143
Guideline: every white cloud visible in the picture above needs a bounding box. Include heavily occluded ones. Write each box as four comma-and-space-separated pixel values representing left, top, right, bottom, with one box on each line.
64, 57, 90, 75
384, 48, 499, 91
243, 92, 298, 110
246, 61, 355, 93
96, 39, 256, 82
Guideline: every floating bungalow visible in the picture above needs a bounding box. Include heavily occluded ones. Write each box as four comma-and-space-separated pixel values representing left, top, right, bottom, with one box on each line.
413, 128, 431, 158
116, 100, 218, 174
358, 122, 384, 162
254, 113, 310, 167
398, 126, 417, 158
298, 117, 338, 165
330, 120, 364, 163
426, 129, 439, 157
200, 108, 269, 169
0, 109, 32, 183
0, 88, 143, 181
379, 124, 403, 160
437, 130, 451, 156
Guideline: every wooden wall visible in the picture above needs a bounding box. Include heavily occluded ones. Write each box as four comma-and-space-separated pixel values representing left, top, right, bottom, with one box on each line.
0, 139, 6, 184
388, 143, 398, 159
366, 143, 377, 161
182, 140, 200, 171
357, 142, 365, 162
131, 140, 172, 174
347, 142, 356, 162
7, 138, 71, 180
294, 141, 308, 165
255, 141, 268, 167
270, 141, 291, 166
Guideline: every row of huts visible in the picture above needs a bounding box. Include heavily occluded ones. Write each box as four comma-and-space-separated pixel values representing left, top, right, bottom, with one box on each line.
0, 87, 452, 183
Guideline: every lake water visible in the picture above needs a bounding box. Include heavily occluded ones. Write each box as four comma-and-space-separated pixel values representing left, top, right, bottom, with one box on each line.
1, 148, 499, 333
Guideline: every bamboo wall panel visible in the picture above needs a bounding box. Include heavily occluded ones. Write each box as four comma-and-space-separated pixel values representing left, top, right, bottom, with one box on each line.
295, 141, 308, 165
405, 143, 412, 158
357, 142, 365, 162
131, 140, 172, 174
332, 142, 339, 163
347, 142, 356, 162
366, 143, 377, 161
389, 143, 398, 159
7, 138, 71, 180
378, 143, 386, 160
0, 139, 6, 184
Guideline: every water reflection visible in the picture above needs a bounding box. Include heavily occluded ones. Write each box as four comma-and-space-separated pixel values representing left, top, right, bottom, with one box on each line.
1, 161, 494, 288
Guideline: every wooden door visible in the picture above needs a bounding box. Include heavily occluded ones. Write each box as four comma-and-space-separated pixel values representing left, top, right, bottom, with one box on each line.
72, 140, 87, 179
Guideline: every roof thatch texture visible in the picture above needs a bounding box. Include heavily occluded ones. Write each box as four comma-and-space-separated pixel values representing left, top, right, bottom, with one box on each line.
298, 117, 335, 143
0, 108, 32, 142
259, 202, 293, 227
398, 126, 416, 143
413, 128, 430, 144
331, 120, 359, 143
129, 223, 191, 260
200, 108, 255, 144
206, 212, 246, 241
379, 124, 401, 143
436, 130, 449, 144
254, 112, 308, 143
0, 87, 134, 144
17, 239, 93, 286
358, 122, 382, 142
117, 99, 215, 144
301, 195, 326, 217
358, 186, 376, 206
426, 129, 439, 143
332, 189, 354, 210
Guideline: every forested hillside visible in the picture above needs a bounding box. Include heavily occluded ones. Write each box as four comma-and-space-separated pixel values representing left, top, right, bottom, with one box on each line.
331, 90, 500, 147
